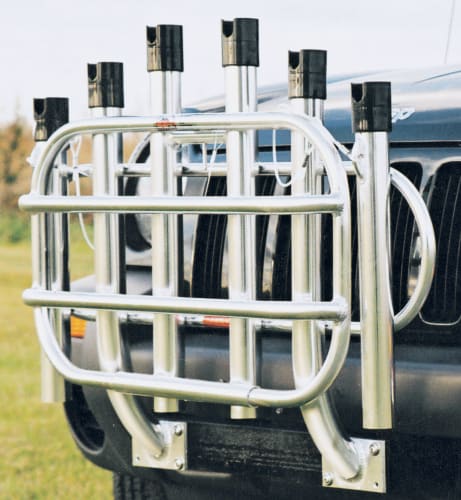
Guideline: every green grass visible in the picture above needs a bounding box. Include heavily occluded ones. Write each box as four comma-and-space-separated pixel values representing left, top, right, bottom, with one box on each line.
0, 239, 111, 499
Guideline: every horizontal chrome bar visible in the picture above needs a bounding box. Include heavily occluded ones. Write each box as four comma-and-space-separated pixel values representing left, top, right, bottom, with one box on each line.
60, 162, 294, 178
61, 161, 353, 183
24, 289, 347, 321
58, 164, 93, 178
20, 193, 344, 215
178, 162, 294, 178
72, 309, 294, 332
63, 161, 349, 179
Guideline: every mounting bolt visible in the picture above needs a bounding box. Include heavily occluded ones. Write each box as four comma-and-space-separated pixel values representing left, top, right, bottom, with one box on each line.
174, 424, 183, 437
175, 458, 184, 471
323, 472, 334, 486
369, 443, 380, 456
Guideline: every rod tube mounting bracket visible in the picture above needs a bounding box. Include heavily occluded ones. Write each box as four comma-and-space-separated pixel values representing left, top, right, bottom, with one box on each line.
322, 438, 386, 493
132, 421, 187, 470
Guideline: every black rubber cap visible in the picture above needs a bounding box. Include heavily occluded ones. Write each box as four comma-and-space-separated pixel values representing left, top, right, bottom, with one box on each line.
33, 97, 69, 142
351, 82, 392, 133
146, 25, 183, 72
221, 18, 259, 67
288, 50, 327, 100
87, 62, 124, 108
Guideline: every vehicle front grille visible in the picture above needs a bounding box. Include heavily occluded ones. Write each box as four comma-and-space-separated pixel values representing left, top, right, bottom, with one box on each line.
390, 162, 422, 313
189, 154, 461, 333
422, 162, 461, 325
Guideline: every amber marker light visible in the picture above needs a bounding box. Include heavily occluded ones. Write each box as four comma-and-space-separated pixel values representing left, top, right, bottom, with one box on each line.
70, 315, 86, 338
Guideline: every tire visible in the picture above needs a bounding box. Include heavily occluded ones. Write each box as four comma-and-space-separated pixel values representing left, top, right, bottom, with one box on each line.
113, 473, 167, 500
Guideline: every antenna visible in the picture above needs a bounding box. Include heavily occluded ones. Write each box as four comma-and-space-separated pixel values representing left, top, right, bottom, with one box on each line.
444, 0, 457, 64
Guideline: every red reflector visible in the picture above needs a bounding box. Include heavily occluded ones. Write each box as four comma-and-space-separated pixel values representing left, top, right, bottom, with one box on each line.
202, 316, 230, 328
154, 120, 177, 129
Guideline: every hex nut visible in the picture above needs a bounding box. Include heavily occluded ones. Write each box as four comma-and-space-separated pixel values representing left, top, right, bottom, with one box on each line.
323, 473, 334, 486
369, 443, 380, 456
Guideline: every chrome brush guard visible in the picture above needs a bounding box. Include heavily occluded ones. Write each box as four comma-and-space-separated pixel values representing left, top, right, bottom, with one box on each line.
20, 20, 436, 494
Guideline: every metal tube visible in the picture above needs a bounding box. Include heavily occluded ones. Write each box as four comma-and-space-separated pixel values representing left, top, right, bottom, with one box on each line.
221, 18, 260, 419
290, 67, 359, 479
356, 132, 394, 429
389, 169, 436, 330
150, 69, 182, 414
71, 309, 294, 333
92, 106, 164, 457
32, 97, 69, 403
20, 192, 344, 215
225, 64, 258, 420
23, 288, 347, 321
89, 61, 165, 456
351, 82, 394, 430
45, 149, 70, 402
92, 106, 123, 370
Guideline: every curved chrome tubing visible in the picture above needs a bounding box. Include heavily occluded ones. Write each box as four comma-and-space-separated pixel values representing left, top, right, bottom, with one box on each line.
349, 168, 436, 334
22, 111, 353, 406
21, 110, 436, 489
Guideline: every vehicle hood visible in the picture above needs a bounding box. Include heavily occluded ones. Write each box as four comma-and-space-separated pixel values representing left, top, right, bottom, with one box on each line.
190, 65, 461, 144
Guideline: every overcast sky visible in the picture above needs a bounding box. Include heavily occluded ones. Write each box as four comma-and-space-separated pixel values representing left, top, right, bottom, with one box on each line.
0, 0, 459, 124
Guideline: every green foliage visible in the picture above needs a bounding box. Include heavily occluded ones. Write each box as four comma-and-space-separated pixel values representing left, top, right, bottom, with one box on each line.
0, 213, 30, 243
0, 241, 111, 498
0, 116, 33, 213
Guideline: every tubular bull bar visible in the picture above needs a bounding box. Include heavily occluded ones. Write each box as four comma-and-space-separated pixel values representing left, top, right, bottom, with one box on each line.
20, 18, 436, 493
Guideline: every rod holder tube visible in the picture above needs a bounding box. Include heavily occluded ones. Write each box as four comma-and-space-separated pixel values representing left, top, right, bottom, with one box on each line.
33, 97, 69, 403
288, 50, 327, 100
223, 18, 259, 419
89, 63, 165, 456
148, 25, 183, 413
351, 82, 394, 429
290, 51, 360, 479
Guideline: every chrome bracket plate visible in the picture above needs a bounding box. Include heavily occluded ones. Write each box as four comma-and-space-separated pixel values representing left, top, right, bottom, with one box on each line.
322, 438, 386, 494
132, 420, 187, 471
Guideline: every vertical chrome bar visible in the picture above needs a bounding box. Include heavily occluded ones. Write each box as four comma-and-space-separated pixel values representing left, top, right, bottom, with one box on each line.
147, 25, 183, 413
89, 62, 165, 455
222, 18, 259, 419
32, 97, 69, 403
290, 51, 360, 479
48, 147, 70, 401
92, 105, 123, 372
352, 82, 394, 429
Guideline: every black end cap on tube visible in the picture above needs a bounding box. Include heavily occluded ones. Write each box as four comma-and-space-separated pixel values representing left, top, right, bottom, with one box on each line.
33, 97, 69, 142
222, 18, 259, 67
87, 62, 124, 108
146, 25, 184, 72
351, 82, 392, 133
288, 50, 327, 100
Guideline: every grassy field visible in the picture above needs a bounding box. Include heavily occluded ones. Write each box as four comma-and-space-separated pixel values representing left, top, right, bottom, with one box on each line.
0, 238, 112, 499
